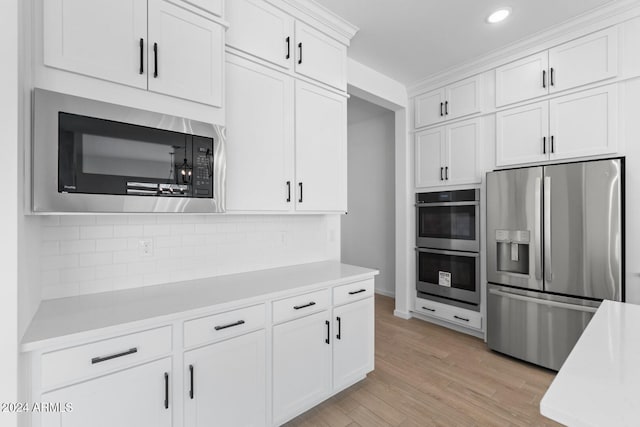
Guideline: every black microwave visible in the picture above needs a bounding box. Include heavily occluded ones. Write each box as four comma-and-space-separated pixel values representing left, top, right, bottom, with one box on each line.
33, 89, 225, 213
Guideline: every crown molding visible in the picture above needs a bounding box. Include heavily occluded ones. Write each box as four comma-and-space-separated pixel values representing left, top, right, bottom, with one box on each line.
408, 0, 640, 96
270, 0, 359, 45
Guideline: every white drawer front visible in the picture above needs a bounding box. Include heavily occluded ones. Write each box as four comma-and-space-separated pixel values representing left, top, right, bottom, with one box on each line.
333, 279, 374, 306
272, 289, 330, 324
184, 304, 266, 348
41, 326, 172, 391
415, 298, 482, 330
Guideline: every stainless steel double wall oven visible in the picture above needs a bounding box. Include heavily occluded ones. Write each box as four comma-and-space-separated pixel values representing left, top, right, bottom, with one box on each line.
416, 189, 481, 311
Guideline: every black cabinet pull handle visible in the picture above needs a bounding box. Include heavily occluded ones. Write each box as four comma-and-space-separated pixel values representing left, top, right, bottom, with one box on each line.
298, 42, 303, 64
286, 36, 290, 59
293, 301, 316, 310
454, 315, 470, 322
164, 372, 169, 409
445, 166, 449, 180
286, 181, 291, 202
348, 289, 366, 295
422, 306, 436, 312
325, 320, 330, 344
153, 43, 158, 78
550, 67, 555, 86
214, 320, 245, 331
551, 135, 555, 153
91, 347, 137, 364
440, 167, 444, 181
542, 69, 546, 88
543, 136, 547, 154
336, 316, 341, 340
189, 365, 194, 399
445, 101, 449, 115
298, 182, 303, 203
440, 102, 444, 117
139, 38, 144, 75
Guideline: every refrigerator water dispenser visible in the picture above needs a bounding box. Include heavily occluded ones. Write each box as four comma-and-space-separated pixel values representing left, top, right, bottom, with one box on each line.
495, 230, 530, 275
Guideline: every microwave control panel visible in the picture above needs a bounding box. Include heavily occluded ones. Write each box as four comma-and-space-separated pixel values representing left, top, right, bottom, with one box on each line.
193, 136, 214, 198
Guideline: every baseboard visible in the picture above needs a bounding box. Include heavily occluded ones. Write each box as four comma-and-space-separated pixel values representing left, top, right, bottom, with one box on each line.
374, 288, 395, 298
393, 309, 412, 320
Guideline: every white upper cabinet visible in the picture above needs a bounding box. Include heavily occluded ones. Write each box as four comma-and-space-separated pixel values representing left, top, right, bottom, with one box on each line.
496, 101, 550, 167
414, 75, 481, 128
43, 0, 148, 89
184, 330, 266, 427
549, 85, 618, 160
295, 81, 347, 212
147, 0, 224, 106
294, 22, 347, 91
225, 0, 294, 69
548, 27, 618, 93
496, 52, 549, 107
415, 118, 481, 188
225, 54, 294, 211
495, 27, 618, 107
183, 0, 223, 16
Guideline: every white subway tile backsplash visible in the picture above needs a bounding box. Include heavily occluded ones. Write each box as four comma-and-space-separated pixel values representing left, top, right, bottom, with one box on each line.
39, 214, 338, 299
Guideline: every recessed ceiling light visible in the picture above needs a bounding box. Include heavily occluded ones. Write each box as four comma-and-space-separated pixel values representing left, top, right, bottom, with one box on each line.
487, 8, 511, 24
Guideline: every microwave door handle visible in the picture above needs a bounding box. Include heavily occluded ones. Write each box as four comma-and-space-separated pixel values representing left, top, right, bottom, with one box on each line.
544, 176, 552, 283
534, 176, 542, 281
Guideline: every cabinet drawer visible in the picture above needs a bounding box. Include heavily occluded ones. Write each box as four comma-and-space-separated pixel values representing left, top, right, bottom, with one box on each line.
184, 304, 266, 348
333, 279, 374, 306
273, 289, 330, 324
41, 326, 172, 391
415, 298, 482, 330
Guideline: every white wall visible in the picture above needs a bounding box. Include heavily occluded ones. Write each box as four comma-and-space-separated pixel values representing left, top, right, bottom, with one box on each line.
1, 0, 20, 424
342, 96, 395, 296
37, 214, 340, 299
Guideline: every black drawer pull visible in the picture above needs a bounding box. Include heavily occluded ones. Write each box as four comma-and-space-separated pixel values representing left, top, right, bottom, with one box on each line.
325, 320, 330, 344
293, 301, 316, 310
286, 36, 290, 59
298, 42, 303, 64
543, 136, 546, 154
189, 364, 194, 399
445, 100, 449, 115
139, 38, 144, 75
336, 316, 342, 340
153, 42, 158, 78
214, 320, 245, 331
91, 347, 138, 364
445, 166, 449, 180
542, 69, 546, 88
348, 289, 366, 295
298, 182, 303, 203
164, 372, 169, 409
550, 67, 555, 86
551, 135, 555, 153
440, 167, 444, 181
286, 181, 291, 202
454, 315, 470, 322
440, 102, 444, 117
422, 307, 436, 312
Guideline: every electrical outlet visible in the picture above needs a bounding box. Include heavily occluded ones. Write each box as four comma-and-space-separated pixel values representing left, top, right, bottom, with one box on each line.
139, 239, 153, 256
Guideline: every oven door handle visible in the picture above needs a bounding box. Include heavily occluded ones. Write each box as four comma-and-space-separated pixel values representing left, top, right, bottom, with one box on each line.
416, 247, 479, 257
415, 201, 479, 208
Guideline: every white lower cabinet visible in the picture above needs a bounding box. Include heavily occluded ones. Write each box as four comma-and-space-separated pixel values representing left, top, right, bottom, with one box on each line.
272, 310, 331, 425
184, 330, 266, 427
414, 297, 482, 331
333, 297, 374, 391
41, 357, 172, 427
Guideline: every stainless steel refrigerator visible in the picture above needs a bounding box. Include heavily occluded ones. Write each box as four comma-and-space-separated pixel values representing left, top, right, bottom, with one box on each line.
486, 158, 623, 371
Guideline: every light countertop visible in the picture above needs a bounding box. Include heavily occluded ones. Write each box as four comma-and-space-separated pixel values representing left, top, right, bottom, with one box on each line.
22, 261, 378, 352
540, 300, 640, 426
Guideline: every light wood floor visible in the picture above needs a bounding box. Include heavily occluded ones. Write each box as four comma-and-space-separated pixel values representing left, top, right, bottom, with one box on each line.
285, 295, 561, 427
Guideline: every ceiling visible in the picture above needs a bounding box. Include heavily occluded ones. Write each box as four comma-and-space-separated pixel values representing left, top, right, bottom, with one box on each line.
315, 0, 618, 85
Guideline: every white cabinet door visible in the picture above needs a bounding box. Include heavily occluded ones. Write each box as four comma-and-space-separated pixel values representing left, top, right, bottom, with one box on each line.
495, 51, 549, 107
415, 127, 445, 188
41, 358, 172, 427
549, 27, 618, 93
549, 85, 618, 160
496, 101, 549, 167
295, 81, 347, 212
225, 55, 294, 211
184, 0, 223, 16
414, 89, 446, 128
273, 310, 331, 425
445, 75, 481, 121
225, 0, 294, 69
148, 0, 224, 106
294, 22, 347, 90
445, 118, 481, 185
184, 330, 266, 427
43, 0, 147, 89
333, 298, 374, 391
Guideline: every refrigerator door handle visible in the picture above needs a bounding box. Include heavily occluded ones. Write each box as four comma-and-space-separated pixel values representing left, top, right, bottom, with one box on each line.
544, 176, 552, 283
534, 176, 542, 281
488, 288, 598, 313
